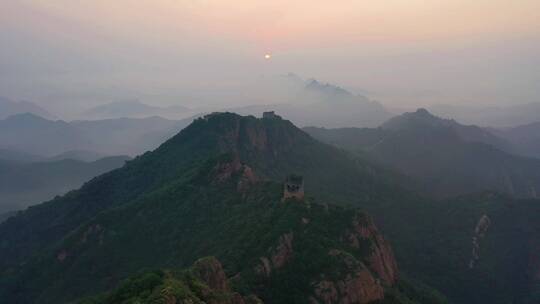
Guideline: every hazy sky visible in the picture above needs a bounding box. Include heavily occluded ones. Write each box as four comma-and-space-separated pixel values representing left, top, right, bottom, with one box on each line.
1, 0, 539, 112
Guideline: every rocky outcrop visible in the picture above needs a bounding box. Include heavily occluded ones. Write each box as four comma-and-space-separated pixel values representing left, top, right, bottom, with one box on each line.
202, 112, 306, 159
85, 256, 263, 304
271, 232, 294, 268
56, 250, 68, 262
214, 158, 243, 182
237, 165, 258, 192
192, 257, 264, 304
256, 232, 294, 277
311, 250, 385, 304
213, 158, 259, 192
81, 223, 104, 244
310, 214, 398, 304
214, 115, 268, 152
346, 213, 398, 285
193, 257, 230, 292
469, 214, 491, 269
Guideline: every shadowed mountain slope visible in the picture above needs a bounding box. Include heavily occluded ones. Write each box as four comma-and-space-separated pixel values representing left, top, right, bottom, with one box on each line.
491, 121, 540, 159
1, 112, 539, 304
0, 113, 437, 304
229, 77, 392, 128
306, 109, 540, 199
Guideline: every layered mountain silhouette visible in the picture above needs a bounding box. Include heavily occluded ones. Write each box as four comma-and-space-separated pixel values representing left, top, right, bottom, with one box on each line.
0, 96, 56, 120
306, 109, 540, 199
1, 112, 539, 304
229, 76, 392, 128
428, 102, 540, 128
81, 100, 192, 120
491, 121, 540, 159
0, 156, 129, 213
0, 113, 195, 157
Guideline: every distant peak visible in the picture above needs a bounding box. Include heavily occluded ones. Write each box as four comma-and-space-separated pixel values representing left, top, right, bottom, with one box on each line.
382, 108, 452, 131
5, 112, 49, 121
305, 78, 352, 97
415, 108, 432, 116
166, 111, 311, 158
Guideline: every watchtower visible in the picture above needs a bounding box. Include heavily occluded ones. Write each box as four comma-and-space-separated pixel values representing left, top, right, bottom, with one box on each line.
283, 174, 304, 201
263, 111, 279, 119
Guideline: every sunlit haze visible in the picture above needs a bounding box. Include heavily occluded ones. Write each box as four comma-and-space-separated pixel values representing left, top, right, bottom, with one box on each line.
1, 0, 539, 115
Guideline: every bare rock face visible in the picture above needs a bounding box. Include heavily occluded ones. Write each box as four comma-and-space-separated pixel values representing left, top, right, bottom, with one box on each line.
215, 116, 268, 153
205, 113, 302, 159
213, 158, 259, 192
310, 214, 398, 304
312, 271, 384, 304
469, 214, 491, 269
256, 232, 294, 277
311, 250, 385, 304
193, 257, 230, 292
214, 158, 243, 182
237, 165, 259, 192
346, 213, 399, 285
271, 232, 294, 268
192, 257, 264, 304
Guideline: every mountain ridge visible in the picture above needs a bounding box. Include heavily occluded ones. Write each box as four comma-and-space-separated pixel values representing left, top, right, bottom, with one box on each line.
306, 109, 540, 199
0, 112, 432, 304
81, 100, 192, 120
0, 113, 195, 157
2, 111, 539, 304
0, 97, 56, 120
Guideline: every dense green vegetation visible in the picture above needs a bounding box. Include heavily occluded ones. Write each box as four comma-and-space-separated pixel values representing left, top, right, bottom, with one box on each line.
0, 153, 417, 303
0, 112, 538, 304
366, 192, 540, 304
78, 257, 262, 304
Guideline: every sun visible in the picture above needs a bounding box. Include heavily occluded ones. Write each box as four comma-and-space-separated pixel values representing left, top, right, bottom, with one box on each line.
264, 54, 271, 59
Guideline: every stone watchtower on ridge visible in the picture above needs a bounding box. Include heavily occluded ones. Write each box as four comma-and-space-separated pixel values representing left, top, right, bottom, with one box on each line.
263, 111, 281, 119
283, 174, 304, 201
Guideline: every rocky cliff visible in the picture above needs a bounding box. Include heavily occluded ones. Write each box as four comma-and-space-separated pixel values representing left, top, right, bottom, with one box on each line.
309, 214, 398, 304
0, 113, 440, 304
82, 257, 262, 304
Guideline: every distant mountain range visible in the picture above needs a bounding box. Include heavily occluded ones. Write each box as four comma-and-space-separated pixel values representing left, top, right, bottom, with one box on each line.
0, 112, 194, 212
306, 109, 540, 199
0, 148, 44, 163
0, 113, 196, 157
0, 148, 109, 163
428, 102, 540, 128
490, 121, 540, 159
80, 100, 192, 120
229, 76, 392, 128
0, 96, 56, 120
0, 156, 129, 213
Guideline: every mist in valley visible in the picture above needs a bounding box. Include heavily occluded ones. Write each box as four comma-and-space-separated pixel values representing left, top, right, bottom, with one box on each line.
1, 2, 540, 304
